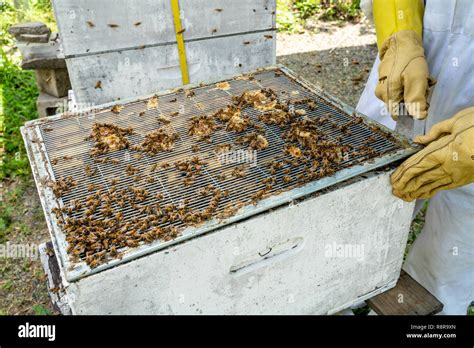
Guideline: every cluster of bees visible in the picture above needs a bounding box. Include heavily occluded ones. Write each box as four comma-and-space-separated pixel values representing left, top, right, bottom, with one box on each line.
50, 173, 232, 268
131, 126, 179, 154
46, 74, 390, 269
87, 123, 133, 156
235, 132, 269, 150
49, 176, 78, 198
188, 115, 219, 141
174, 156, 208, 186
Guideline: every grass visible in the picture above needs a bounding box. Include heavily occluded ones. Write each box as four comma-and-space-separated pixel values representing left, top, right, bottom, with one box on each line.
1, 0, 56, 239
0, 54, 39, 179
0, 0, 56, 315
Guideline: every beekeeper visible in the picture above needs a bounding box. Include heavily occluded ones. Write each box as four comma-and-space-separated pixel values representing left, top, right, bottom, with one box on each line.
357, 0, 474, 314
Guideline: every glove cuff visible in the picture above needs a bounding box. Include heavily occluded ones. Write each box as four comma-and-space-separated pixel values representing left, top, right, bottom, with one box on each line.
373, 0, 424, 50
379, 30, 424, 60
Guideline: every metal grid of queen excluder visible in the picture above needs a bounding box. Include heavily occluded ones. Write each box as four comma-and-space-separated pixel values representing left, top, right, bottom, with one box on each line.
21, 66, 417, 281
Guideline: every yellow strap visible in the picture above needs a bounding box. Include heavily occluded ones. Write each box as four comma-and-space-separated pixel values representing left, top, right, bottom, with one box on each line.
170, 0, 189, 85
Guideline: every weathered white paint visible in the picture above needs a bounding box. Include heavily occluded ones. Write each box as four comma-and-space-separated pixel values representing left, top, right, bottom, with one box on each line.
51, 0, 277, 105
64, 171, 414, 314
52, 0, 276, 57
66, 30, 276, 105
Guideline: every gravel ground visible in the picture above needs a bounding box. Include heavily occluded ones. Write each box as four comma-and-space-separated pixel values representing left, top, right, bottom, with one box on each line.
277, 20, 378, 108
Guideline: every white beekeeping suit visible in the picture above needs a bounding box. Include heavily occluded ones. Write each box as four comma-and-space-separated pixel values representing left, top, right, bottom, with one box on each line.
357, 0, 474, 314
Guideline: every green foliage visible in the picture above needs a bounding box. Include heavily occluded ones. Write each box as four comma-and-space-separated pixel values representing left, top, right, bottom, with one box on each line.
293, 0, 320, 20
0, 3, 51, 240
277, 0, 362, 33
277, 0, 303, 33
32, 304, 51, 315
1, 0, 56, 48
0, 179, 29, 242
0, 1, 56, 180
318, 0, 361, 22
0, 52, 39, 180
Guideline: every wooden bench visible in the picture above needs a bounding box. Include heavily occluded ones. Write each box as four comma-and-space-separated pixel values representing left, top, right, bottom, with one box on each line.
367, 270, 443, 315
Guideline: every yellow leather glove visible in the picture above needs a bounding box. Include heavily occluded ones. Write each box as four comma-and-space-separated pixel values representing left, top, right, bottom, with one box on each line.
373, 0, 435, 120
391, 107, 474, 201
375, 30, 436, 121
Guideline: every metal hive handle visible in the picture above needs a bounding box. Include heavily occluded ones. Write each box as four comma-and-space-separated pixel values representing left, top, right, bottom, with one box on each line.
229, 237, 305, 276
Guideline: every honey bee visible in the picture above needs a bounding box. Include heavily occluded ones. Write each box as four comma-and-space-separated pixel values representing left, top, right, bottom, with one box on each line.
88, 183, 101, 192
231, 166, 246, 178
183, 178, 194, 186
139, 205, 153, 214
251, 189, 267, 205
262, 177, 275, 185
146, 176, 155, 184
185, 90, 195, 98
101, 204, 114, 216
320, 166, 335, 177
88, 257, 100, 269
85, 165, 97, 177
84, 208, 95, 217
110, 246, 118, 256
307, 101, 317, 110
126, 164, 139, 176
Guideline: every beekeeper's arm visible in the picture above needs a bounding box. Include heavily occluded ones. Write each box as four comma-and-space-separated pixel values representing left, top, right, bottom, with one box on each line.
391, 108, 474, 201
366, 0, 435, 120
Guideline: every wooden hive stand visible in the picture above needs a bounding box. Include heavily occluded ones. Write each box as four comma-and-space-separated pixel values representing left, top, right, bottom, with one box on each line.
367, 270, 443, 315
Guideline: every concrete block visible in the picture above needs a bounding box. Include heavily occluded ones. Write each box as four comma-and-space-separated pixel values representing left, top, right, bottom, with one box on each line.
35, 68, 71, 98
8, 21, 51, 37
18, 33, 50, 43
17, 33, 66, 70
36, 92, 67, 118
